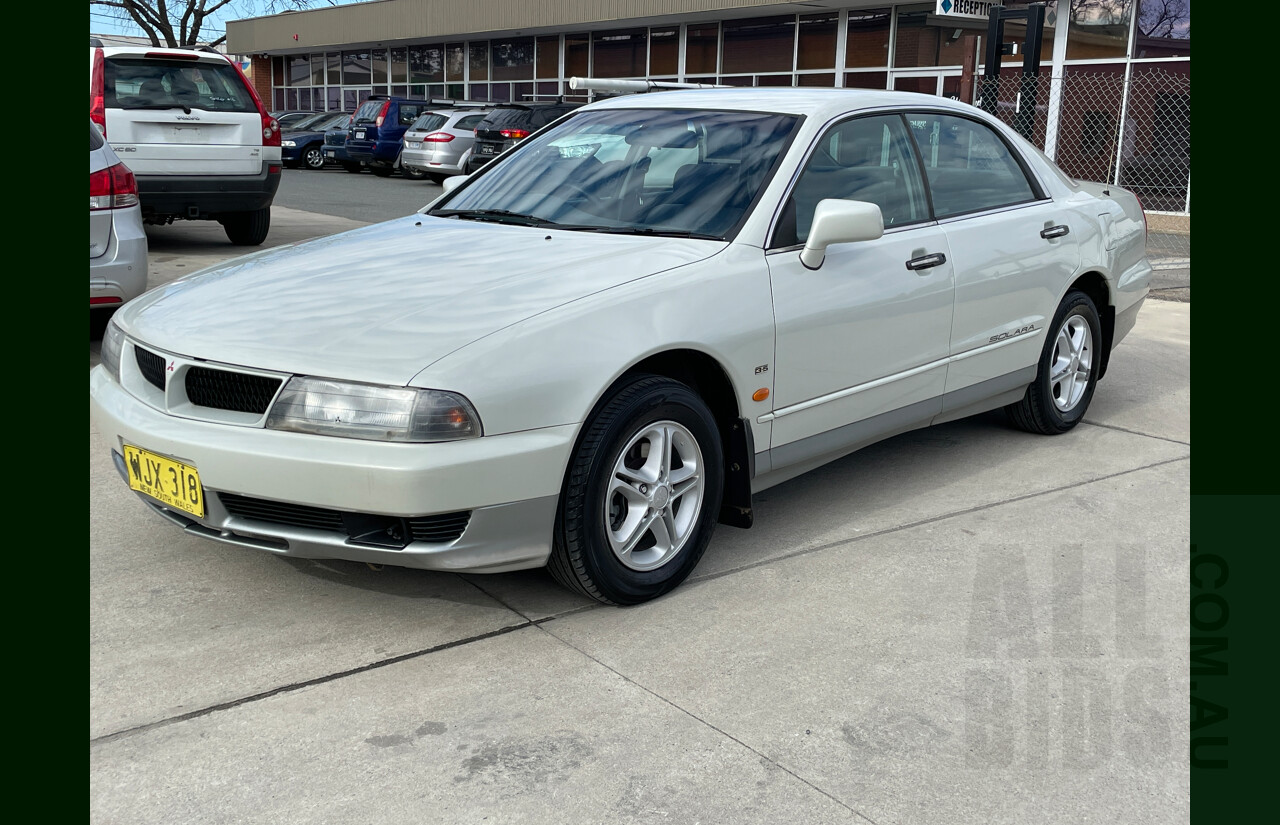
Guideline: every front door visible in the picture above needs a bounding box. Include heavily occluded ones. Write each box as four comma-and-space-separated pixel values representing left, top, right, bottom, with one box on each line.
765, 113, 955, 463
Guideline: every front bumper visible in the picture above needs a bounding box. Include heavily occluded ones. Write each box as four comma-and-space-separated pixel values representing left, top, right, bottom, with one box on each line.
137, 162, 281, 219
90, 365, 575, 573
90, 207, 148, 307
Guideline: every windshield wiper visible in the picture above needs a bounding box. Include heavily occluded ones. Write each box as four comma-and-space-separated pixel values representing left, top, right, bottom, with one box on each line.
581, 226, 725, 241
432, 209, 562, 227
123, 103, 193, 114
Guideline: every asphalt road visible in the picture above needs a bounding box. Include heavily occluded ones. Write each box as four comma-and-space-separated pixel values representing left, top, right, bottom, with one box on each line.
274, 164, 444, 223
91, 181, 1191, 824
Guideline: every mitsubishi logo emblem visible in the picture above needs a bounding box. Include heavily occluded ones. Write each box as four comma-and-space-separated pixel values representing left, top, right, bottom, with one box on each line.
167, 361, 175, 372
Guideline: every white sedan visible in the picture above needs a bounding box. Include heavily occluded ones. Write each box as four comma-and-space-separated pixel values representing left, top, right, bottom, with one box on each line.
89, 89, 1150, 605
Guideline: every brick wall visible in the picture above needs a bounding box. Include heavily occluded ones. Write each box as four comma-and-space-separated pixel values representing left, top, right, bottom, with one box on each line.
250, 55, 273, 107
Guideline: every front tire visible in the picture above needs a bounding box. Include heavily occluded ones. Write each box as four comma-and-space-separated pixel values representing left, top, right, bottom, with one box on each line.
302, 146, 326, 170
1006, 290, 1102, 434
221, 208, 271, 246
549, 376, 724, 605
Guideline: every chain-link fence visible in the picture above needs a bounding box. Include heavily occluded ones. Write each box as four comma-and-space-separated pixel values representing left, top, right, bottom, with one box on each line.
976, 68, 1189, 265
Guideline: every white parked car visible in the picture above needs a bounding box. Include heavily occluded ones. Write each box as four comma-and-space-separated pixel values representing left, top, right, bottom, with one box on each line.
90, 44, 282, 245
89, 89, 1150, 604
90, 121, 147, 322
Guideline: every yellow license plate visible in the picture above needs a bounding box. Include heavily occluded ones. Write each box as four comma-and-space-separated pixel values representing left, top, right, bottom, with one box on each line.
123, 445, 205, 518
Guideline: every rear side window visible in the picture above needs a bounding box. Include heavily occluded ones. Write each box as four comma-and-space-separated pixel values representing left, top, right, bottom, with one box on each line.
104, 58, 255, 113
411, 113, 448, 132
480, 108, 535, 130
455, 114, 487, 130
905, 112, 1038, 218
397, 104, 423, 125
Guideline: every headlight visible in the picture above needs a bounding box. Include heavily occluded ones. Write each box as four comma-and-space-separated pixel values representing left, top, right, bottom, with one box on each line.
100, 320, 125, 381
266, 378, 482, 442
281, 140, 296, 147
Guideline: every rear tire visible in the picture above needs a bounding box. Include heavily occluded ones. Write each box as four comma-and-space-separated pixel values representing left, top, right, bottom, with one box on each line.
302, 146, 325, 170
1005, 290, 1102, 434
341, 162, 362, 173
221, 208, 271, 246
370, 165, 394, 178
427, 173, 447, 185
549, 375, 724, 605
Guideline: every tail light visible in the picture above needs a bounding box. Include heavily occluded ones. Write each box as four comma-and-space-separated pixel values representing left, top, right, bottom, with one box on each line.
375, 99, 391, 127
422, 132, 454, 143
499, 129, 530, 140
90, 48, 106, 136
90, 162, 139, 211
220, 53, 279, 147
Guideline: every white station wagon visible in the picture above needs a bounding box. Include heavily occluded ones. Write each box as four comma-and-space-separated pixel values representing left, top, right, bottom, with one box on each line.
89, 88, 1150, 604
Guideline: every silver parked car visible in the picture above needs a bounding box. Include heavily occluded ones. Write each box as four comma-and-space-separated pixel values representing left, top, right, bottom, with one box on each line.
401, 108, 491, 183
90, 121, 147, 326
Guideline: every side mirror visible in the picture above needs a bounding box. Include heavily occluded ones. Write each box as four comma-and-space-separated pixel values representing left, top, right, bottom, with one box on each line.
799, 199, 884, 270
441, 175, 468, 194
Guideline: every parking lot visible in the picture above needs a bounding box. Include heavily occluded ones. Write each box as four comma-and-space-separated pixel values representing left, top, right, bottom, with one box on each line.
91, 168, 1190, 824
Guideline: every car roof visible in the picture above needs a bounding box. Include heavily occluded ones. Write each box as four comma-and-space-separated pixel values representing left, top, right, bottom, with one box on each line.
94, 45, 231, 65
584, 87, 980, 120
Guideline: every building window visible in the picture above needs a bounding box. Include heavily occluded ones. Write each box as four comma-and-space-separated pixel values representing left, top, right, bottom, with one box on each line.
685, 23, 720, 75
370, 49, 387, 85
288, 55, 309, 87
536, 36, 559, 79
650, 28, 678, 75
469, 42, 489, 82
844, 71, 888, 89
390, 48, 408, 85
565, 34, 589, 78
445, 44, 465, 81
723, 16, 794, 74
325, 52, 340, 85
1135, 0, 1190, 58
491, 37, 534, 81
593, 28, 647, 78
1067, 0, 1133, 60
846, 8, 891, 68
798, 13, 838, 70
410, 45, 444, 84
342, 51, 371, 85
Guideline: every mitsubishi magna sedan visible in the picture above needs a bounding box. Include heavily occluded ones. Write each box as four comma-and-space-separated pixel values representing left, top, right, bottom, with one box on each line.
89, 89, 1150, 605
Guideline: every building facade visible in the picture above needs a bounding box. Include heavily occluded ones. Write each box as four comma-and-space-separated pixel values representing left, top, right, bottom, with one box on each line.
228, 0, 1189, 216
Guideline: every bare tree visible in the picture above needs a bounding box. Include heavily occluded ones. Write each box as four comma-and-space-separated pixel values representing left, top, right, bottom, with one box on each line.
1137, 0, 1190, 39
89, 1, 332, 49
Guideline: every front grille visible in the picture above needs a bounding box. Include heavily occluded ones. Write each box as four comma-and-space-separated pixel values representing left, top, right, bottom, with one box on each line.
221, 493, 346, 531
408, 512, 472, 543
185, 368, 282, 414
135, 347, 166, 389
219, 493, 471, 544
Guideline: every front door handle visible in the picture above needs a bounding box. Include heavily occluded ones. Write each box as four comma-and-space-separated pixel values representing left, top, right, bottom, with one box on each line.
1040, 224, 1070, 239
905, 252, 947, 271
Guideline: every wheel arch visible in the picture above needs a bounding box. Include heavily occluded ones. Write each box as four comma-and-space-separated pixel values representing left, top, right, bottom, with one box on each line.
1065, 270, 1115, 380
577, 348, 754, 529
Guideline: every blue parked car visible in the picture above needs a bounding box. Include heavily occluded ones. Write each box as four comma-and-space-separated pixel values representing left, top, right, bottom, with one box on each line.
281, 111, 351, 170
344, 96, 433, 178
324, 114, 357, 172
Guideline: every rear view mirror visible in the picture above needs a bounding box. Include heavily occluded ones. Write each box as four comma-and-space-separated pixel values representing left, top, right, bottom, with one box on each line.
441, 175, 467, 193
799, 199, 884, 270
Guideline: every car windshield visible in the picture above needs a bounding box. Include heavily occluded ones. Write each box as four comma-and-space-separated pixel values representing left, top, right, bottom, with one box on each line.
431, 108, 799, 239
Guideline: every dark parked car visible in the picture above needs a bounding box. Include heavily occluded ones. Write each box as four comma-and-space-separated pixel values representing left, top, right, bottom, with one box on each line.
324, 114, 357, 171
466, 101, 582, 173
269, 110, 315, 131
281, 111, 352, 169
344, 96, 434, 177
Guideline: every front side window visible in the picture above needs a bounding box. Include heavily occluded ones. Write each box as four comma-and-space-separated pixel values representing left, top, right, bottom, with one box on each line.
773, 114, 929, 247
905, 113, 1037, 218
431, 108, 800, 240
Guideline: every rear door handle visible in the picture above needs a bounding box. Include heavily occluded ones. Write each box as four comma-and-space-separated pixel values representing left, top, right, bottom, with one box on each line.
1040, 224, 1070, 239
905, 252, 947, 271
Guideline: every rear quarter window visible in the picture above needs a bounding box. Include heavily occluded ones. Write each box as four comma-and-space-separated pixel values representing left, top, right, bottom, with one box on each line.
90, 123, 104, 151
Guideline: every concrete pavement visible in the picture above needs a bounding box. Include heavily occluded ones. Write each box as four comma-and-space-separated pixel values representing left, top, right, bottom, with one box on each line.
90, 203, 1190, 824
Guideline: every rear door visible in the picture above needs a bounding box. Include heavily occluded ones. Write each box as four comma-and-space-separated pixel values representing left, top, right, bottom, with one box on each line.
903, 111, 1081, 399
103, 53, 263, 176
